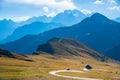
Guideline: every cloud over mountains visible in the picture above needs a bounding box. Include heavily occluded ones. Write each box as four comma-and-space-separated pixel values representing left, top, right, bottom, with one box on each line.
0, 0, 120, 21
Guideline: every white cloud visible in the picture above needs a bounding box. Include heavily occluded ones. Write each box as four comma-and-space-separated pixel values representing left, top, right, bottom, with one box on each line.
108, 0, 116, 4
13, 16, 30, 22
94, 0, 104, 4
81, 9, 92, 15
48, 12, 56, 17
43, 7, 49, 12
4, 0, 78, 17
108, 6, 120, 10
5, 0, 77, 10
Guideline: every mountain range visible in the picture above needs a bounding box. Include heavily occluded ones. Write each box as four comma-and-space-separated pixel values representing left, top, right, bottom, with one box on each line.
18, 9, 86, 26
0, 9, 87, 43
0, 16, 53, 43
52, 10, 86, 26
17, 15, 53, 26
2, 22, 63, 43
0, 13, 120, 61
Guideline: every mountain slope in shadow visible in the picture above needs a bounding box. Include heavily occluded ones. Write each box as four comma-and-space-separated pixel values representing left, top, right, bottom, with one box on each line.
105, 44, 120, 61
0, 49, 32, 61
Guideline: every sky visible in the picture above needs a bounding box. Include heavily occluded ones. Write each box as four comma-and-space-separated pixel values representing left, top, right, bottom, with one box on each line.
0, 0, 120, 21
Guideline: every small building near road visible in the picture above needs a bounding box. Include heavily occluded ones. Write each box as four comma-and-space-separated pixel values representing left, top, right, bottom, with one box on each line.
83, 64, 92, 71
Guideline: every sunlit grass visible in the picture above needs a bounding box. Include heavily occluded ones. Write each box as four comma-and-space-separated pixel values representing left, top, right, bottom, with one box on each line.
58, 70, 120, 80
0, 54, 120, 80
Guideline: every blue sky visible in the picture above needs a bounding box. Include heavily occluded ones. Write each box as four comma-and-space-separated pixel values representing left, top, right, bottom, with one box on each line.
0, 0, 120, 21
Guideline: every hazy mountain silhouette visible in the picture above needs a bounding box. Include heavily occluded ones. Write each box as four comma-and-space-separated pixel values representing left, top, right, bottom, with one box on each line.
0, 9, 85, 42
1, 13, 120, 61
52, 9, 86, 26
0, 19, 16, 41
2, 22, 63, 43
17, 15, 53, 26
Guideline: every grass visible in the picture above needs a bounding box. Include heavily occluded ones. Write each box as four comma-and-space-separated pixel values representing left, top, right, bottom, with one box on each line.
58, 70, 120, 80
0, 54, 120, 80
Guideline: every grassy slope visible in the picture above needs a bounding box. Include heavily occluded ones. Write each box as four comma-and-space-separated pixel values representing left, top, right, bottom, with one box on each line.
0, 54, 120, 80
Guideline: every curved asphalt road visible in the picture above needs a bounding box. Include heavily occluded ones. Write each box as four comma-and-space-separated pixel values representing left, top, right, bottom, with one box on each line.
49, 70, 102, 80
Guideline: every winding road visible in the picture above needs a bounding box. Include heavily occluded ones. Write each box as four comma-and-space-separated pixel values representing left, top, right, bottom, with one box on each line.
49, 70, 102, 80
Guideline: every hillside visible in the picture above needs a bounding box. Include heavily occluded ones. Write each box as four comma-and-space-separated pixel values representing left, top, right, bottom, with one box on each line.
0, 13, 120, 61
0, 38, 119, 80
0, 52, 120, 80
35, 38, 106, 61
0, 48, 32, 61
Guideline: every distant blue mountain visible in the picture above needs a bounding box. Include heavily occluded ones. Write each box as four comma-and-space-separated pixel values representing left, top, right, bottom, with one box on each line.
2, 22, 63, 43
18, 10, 86, 26
1, 13, 120, 61
52, 9, 86, 26
17, 10, 87, 27
0, 16, 53, 42
0, 19, 16, 41
0, 10, 86, 42
17, 15, 53, 26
